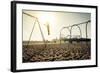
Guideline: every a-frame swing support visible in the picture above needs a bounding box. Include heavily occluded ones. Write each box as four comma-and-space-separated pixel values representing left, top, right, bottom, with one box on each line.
23, 12, 46, 47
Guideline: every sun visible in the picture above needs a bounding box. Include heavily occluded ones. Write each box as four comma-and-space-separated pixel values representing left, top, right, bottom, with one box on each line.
38, 13, 55, 25
37, 12, 56, 41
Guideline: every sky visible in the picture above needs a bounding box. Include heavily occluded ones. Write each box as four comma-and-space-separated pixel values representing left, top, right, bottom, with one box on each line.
22, 10, 91, 41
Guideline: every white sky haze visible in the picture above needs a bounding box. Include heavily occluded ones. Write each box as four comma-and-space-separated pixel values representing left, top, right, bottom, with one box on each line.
23, 10, 91, 41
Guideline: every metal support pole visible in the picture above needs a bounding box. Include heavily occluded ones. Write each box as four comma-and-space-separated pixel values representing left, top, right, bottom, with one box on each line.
23, 12, 46, 48
37, 19, 46, 47
26, 19, 37, 48
86, 22, 88, 38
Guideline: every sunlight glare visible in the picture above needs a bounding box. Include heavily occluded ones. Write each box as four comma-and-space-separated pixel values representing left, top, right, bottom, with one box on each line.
38, 13, 56, 41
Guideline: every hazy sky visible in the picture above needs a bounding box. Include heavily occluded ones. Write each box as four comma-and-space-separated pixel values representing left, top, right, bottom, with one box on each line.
23, 10, 91, 41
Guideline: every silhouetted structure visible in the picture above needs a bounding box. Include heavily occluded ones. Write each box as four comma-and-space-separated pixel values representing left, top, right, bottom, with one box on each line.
60, 20, 91, 44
